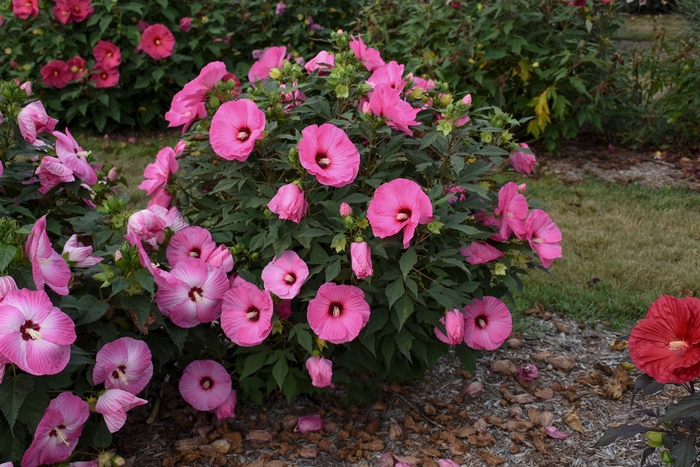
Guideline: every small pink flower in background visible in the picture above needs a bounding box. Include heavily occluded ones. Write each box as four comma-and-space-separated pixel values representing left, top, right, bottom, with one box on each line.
521, 209, 562, 268
35, 156, 75, 194
91, 67, 120, 88
367, 61, 406, 93
53, 0, 72, 24
93, 337, 153, 395
438, 460, 460, 467
268, 183, 308, 223
174, 140, 187, 155
127, 137, 136, 144
12, 0, 38, 19
306, 355, 333, 388
307, 282, 370, 344
20, 81, 32, 95
93, 40, 121, 68
26, 215, 71, 295
0, 160, 3, 179
280, 82, 306, 115
210, 99, 266, 161
367, 84, 419, 135
54, 127, 98, 184
275, 300, 292, 319
95, 389, 148, 433
544, 426, 570, 439
463, 296, 512, 351
494, 181, 528, 240
298, 123, 360, 188
221, 281, 274, 346
444, 185, 466, 204
62, 234, 102, 268
305, 50, 335, 74
166, 226, 233, 273
296, 414, 323, 433
41, 60, 73, 89
350, 242, 373, 280
136, 20, 150, 32
275, 2, 286, 15
139, 146, 178, 196
215, 388, 237, 420
252, 49, 263, 61
66, 56, 88, 80
434, 309, 465, 345
248, 45, 286, 83
18, 101, 58, 145
459, 241, 504, 265
367, 178, 433, 249
154, 258, 230, 328
509, 143, 536, 174
261, 250, 309, 299
179, 360, 232, 411
462, 94, 472, 106
339, 202, 352, 217
65, 0, 93, 22
107, 166, 118, 181
518, 363, 540, 381
179, 17, 192, 32
0, 276, 18, 301
140, 24, 176, 60
20, 393, 89, 467
410, 75, 436, 93
0, 289, 76, 375
349, 35, 385, 72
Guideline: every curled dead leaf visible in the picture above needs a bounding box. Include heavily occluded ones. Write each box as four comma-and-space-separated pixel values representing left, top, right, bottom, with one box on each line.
532, 352, 575, 373
365, 417, 381, 435
464, 381, 484, 395
501, 419, 534, 431
389, 422, 403, 440
449, 439, 468, 456
484, 416, 504, 426
362, 439, 385, 452
610, 339, 628, 351
507, 338, 525, 349
245, 430, 273, 443
490, 359, 518, 376
540, 411, 554, 428
379, 452, 395, 467
424, 403, 437, 416
511, 393, 537, 404
527, 408, 541, 426
553, 320, 569, 334
298, 446, 318, 459
603, 364, 634, 400
479, 450, 506, 466
524, 301, 546, 316
532, 428, 548, 454
474, 418, 488, 433
175, 438, 201, 451
509, 405, 523, 418
563, 404, 585, 434
534, 387, 554, 400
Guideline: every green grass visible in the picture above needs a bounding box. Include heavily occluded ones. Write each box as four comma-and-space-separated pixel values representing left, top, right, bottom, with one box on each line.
510, 175, 700, 329
615, 13, 692, 41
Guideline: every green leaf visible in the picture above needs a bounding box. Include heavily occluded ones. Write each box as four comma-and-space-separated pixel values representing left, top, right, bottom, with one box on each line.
93, 417, 113, 447
134, 269, 155, 295
0, 244, 18, 272
325, 257, 341, 282
385, 278, 405, 308
272, 354, 289, 389
293, 324, 313, 353
240, 351, 268, 379
399, 247, 418, 278
661, 393, 700, 422
393, 294, 414, 331
672, 433, 696, 467
454, 345, 478, 372
0, 417, 27, 463
395, 330, 414, 361
419, 131, 440, 150
594, 424, 653, 447
450, 155, 465, 175
74, 295, 109, 325
0, 373, 34, 429
110, 276, 132, 298
99, 15, 112, 34
120, 295, 152, 330
381, 336, 395, 366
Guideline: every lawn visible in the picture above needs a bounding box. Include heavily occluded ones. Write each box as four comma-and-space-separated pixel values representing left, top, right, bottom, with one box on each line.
615, 13, 692, 41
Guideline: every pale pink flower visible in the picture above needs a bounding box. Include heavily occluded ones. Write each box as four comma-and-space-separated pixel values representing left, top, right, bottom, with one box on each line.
521, 209, 562, 268
306, 355, 333, 388
93, 40, 121, 68
20, 81, 32, 95
0, 276, 18, 301
248, 46, 286, 83
350, 242, 373, 279
21, 393, 89, 467
261, 250, 309, 299
544, 426, 570, 439
214, 388, 237, 420
12, 0, 38, 19
210, 99, 266, 161
41, 60, 72, 89
367, 83, 419, 135
140, 24, 176, 60
93, 337, 153, 395
0, 460, 10, 467
54, 127, 98, 185
0, 289, 75, 375
147, 187, 173, 209
367, 61, 406, 93
126, 209, 167, 249
494, 182, 528, 240
459, 242, 504, 265
349, 35, 385, 71
62, 234, 102, 268
69, 460, 98, 467
139, 146, 178, 196
166, 226, 233, 272
434, 309, 465, 345
339, 202, 352, 217
518, 363, 540, 381
298, 123, 360, 187
275, 2, 286, 15
90, 67, 120, 88
221, 281, 274, 346
26, 215, 71, 295
154, 258, 229, 328
18, 101, 58, 145
95, 389, 148, 433
179, 17, 192, 32
305, 50, 335, 74
463, 296, 512, 351
367, 178, 433, 248
509, 143, 536, 174
307, 283, 370, 344
268, 183, 308, 223
296, 414, 323, 433
179, 360, 232, 411
35, 156, 75, 195
0, 351, 8, 384
438, 460, 460, 467
410, 75, 436, 93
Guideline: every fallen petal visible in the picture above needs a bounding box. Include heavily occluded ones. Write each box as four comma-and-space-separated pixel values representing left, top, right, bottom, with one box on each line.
544, 425, 570, 439
296, 414, 323, 434
464, 381, 483, 395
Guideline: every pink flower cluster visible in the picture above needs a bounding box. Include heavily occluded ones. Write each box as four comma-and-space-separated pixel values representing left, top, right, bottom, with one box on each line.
434, 297, 513, 351
53, 0, 93, 24
91, 40, 121, 88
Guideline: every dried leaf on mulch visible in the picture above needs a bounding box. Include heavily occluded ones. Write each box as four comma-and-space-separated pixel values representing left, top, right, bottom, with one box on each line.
563, 404, 585, 434
603, 364, 635, 400
479, 450, 506, 465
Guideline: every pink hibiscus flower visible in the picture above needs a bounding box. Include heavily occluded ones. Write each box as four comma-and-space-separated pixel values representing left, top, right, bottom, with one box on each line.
165, 97, 206, 133
179, 17, 192, 32
459, 242, 504, 265
268, 183, 308, 223
62, 234, 103, 268
214, 388, 237, 420
154, 258, 230, 328
17, 101, 58, 145
53, 0, 72, 23
350, 242, 373, 279
521, 209, 562, 268
54, 127, 98, 185
463, 296, 512, 351
494, 182, 528, 240
165, 61, 227, 130
367, 178, 433, 248
166, 226, 233, 273
66, 56, 88, 80
509, 143, 536, 174
140, 24, 176, 60
26, 215, 71, 295
0, 276, 18, 301
248, 46, 286, 83
349, 35, 385, 71
138, 146, 178, 196
41, 60, 72, 88
12, 0, 38, 19
35, 156, 75, 195
306, 355, 333, 388
307, 282, 370, 344
93, 337, 153, 395
305, 50, 335, 74
127, 205, 188, 249
0, 289, 76, 376
210, 99, 266, 161
91, 67, 120, 88
66, 0, 94, 22
261, 250, 309, 299
96, 389, 148, 433
93, 40, 121, 69
298, 123, 360, 187
367, 61, 406, 93
366, 83, 420, 136
21, 393, 89, 467
179, 360, 232, 411
221, 281, 274, 347
434, 309, 465, 345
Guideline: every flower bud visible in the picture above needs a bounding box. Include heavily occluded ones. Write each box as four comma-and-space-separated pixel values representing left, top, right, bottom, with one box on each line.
339, 202, 352, 217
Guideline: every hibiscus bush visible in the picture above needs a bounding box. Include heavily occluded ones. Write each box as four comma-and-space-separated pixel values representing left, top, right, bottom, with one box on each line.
0, 32, 562, 465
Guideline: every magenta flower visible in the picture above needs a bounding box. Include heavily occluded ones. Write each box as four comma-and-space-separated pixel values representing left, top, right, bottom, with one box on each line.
350, 242, 373, 280
165, 96, 206, 133
521, 209, 562, 268
179, 360, 232, 411
90, 67, 120, 88
35, 156, 75, 195
275, 300, 292, 319
139, 146, 178, 196
268, 183, 308, 223
307, 283, 370, 344
0, 276, 18, 301
62, 234, 103, 268
367, 178, 433, 249
166, 226, 233, 273
210, 99, 266, 161
275, 2, 286, 15
248, 46, 286, 83
296, 414, 323, 433
18, 101, 58, 145
518, 363, 540, 381
26, 215, 71, 295
463, 296, 512, 351
12, 0, 38, 19
509, 143, 536, 174
261, 250, 309, 299
434, 309, 465, 345
155, 258, 230, 328
41, 60, 72, 89
93, 337, 153, 395
21, 393, 89, 467
444, 185, 467, 204
306, 355, 333, 388
66, 56, 88, 81
140, 24, 176, 60
126, 209, 167, 249
221, 281, 274, 346
148, 187, 173, 209
214, 388, 237, 420
166, 61, 227, 131
459, 242, 504, 265
66, 0, 93, 22
92, 40, 121, 69
305, 50, 335, 74
438, 460, 460, 467
367, 83, 419, 136
367, 61, 406, 93
54, 127, 98, 185
95, 389, 148, 433
494, 182, 529, 240
349, 35, 385, 71
179, 17, 192, 32
298, 123, 360, 188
